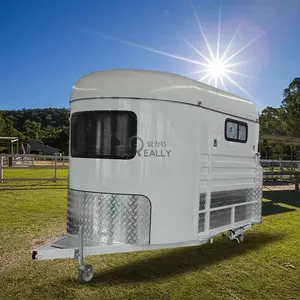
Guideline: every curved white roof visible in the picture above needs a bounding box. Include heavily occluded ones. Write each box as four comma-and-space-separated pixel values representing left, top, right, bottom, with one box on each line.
71, 69, 258, 121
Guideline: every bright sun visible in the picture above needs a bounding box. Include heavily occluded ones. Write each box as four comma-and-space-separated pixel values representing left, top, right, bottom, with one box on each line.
208, 59, 227, 79
177, 1, 265, 101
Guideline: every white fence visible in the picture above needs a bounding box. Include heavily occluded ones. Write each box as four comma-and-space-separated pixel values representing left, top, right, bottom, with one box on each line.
260, 159, 300, 171
0, 154, 68, 183
261, 159, 300, 190
0, 155, 299, 186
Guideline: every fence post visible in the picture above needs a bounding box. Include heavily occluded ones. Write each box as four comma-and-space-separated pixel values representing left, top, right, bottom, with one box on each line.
0, 155, 3, 183
54, 156, 57, 182
8, 154, 13, 167
295, 175, 299, 192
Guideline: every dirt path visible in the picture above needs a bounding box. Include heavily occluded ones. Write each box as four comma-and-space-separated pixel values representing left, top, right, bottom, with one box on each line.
263, 184, 296, 191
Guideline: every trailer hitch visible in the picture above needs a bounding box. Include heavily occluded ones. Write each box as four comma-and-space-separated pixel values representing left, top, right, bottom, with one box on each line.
223, 224, 252, 243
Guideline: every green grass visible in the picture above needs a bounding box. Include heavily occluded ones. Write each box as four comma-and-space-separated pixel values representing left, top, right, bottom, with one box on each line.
3, 167, 68, 180
263, 167, 300, 173
0, 170, 299, 300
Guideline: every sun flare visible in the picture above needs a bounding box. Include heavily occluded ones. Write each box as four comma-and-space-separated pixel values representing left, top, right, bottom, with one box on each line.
91, 1, 266, 105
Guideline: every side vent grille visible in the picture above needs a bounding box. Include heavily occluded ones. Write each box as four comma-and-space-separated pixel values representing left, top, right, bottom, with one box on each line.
198, 213, 205, 233
198, 193, 206, 233
210, 208, 231, 229
210, 189, 251, 208
199, 193, 206, 210
235, 204, 253, 223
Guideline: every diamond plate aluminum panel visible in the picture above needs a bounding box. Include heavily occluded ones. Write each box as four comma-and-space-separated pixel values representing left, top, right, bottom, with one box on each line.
209, 208, 231, 229
199, 193, 206, 210
210, 189, 252, 208
67, 189, 151, 244
251, 164, 263, 223
234, 204, 253, 223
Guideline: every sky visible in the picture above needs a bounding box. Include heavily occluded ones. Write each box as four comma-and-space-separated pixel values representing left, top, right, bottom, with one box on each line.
1, 0, 300, 111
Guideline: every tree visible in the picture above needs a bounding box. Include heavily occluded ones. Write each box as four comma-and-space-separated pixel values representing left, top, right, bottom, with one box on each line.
40, 126, 61, 140
2, 117, 20, 137
1, 108, 70, 131
259, 107, 287, 136
281, 77, 300, 137
0, 115, 25, 154
0, 115, 5, 136
259, 77, 300, 160
24, 120, 41, 139
259, 77, 300, 138
55, 127, 69, 155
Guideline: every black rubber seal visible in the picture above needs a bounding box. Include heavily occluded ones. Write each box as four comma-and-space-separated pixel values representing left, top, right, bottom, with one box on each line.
32, 250, 38, 260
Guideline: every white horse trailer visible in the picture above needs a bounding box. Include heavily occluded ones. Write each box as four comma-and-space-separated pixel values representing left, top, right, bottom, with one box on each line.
32, 70, 263, 282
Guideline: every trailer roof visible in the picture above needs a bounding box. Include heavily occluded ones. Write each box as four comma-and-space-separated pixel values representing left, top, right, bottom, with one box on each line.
71, 69, 258, 121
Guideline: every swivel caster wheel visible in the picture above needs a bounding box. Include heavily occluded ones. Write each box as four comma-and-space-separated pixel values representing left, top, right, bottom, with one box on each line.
234, 235, 244, 243
78, 264, 94, 282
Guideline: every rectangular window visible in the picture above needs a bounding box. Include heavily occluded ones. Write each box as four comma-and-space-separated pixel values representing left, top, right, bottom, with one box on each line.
226, 121, 238, 140
225, 119, 248, 143
71, 111, 137, 159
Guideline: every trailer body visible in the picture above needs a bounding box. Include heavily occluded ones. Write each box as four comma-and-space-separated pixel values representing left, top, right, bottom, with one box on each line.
32, 70, 263, 281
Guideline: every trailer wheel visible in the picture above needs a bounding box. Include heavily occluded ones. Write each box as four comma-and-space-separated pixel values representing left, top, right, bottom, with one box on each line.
78, 264, 94, 282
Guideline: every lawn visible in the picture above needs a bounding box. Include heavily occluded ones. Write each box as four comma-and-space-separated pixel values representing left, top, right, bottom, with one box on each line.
263, 167, 300, 172
2, 167, 68, 181
0, 171, 299, 299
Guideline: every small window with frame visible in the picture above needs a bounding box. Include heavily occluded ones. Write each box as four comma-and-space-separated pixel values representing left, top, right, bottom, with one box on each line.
225, 119, 248, 143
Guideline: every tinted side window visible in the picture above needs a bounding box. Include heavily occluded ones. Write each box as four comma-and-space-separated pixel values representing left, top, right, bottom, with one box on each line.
71, 111, 137, 159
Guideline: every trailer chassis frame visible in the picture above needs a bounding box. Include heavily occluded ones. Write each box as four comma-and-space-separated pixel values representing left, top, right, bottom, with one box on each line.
32, 223, 254, 282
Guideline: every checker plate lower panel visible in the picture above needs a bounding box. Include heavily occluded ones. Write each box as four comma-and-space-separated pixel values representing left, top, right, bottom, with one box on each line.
67, 189, 151, 244
252, 164, 263, 223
